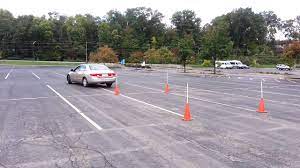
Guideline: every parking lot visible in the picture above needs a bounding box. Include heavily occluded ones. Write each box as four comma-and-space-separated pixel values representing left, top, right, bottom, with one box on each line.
0, 65, 300, 168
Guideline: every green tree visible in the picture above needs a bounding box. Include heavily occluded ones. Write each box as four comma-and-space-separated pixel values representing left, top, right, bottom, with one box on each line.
260, 11, 281, 42
202, 17, 233, 74
171, 10, 202, 50
226, 8, 268, 56
282, 16, 300, 40
177, 35, 195, 72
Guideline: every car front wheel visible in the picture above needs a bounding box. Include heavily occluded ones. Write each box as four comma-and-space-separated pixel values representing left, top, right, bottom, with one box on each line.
67, 75, 72, 84
82, 78, 88, 87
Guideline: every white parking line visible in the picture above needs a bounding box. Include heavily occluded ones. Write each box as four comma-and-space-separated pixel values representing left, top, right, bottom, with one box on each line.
125, 82, 256, 112
47, 85, 103, 131
54, 72, 65, 77
275, 79, 281, 82
32, 72, 40, 79
103, 88, 183, 117
0, 96, 53, 102
4, 68, 14, 79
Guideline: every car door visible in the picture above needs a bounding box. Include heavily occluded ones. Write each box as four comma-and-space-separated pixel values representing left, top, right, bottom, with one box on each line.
69, 66, 80, 82
76, 65, 87, 82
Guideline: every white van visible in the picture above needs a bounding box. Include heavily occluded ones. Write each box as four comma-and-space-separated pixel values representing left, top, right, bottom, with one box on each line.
215, 61, 233, 69
229, 60, 249, 69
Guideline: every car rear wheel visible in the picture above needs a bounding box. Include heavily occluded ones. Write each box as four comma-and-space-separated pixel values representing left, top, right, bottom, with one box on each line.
67, 75, 72, 84
82, 78, 88, 87
106, 83, 113, 88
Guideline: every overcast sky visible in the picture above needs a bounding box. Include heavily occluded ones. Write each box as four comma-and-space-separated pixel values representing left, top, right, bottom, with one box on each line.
1, 0, 300, 25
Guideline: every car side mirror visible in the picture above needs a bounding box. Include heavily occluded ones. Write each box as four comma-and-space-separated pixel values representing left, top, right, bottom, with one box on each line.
70, 69, 74, 72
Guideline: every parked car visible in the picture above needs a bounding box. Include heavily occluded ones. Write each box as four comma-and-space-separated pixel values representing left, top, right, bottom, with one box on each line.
276, 64, 291, 71
67, 64, 116, 87
215, 61, 233, 69
229, 60, 249, 69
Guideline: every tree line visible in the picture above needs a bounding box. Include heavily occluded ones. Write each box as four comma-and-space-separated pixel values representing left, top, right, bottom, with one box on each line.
0, 7, 299, 68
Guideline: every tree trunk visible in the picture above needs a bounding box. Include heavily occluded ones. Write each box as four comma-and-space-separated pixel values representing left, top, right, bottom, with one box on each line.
183, 62, 186, 73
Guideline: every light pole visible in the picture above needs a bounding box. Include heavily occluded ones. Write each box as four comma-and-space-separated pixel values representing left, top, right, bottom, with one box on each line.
85, 41, 88, 63
32, 41, 37, 60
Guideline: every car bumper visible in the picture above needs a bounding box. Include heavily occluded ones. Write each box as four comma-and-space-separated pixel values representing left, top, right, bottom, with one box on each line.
87, 76, 116, 84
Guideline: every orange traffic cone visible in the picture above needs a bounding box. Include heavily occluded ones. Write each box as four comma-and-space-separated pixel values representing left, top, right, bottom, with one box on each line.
183, 102, 192, 121
114, 84, 120, 95
165, 83, 170, 94
257, 80, 266, 113
257, 98, 266, 113
182, 83, 192, 121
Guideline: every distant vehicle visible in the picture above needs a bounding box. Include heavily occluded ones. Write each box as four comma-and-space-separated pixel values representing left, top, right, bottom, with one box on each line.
215, 61, 233, 69
276, 64, 291, 71
67, 64, 116, 87
229, 60, 249, 69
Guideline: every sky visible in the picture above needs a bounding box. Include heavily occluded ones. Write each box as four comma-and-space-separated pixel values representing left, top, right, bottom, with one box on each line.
1, 0, 300, 25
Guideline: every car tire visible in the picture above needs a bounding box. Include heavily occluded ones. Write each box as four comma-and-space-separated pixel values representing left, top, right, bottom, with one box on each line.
82, 78, 88, 87
67, 75, 72, 84
106, 83, 113, 88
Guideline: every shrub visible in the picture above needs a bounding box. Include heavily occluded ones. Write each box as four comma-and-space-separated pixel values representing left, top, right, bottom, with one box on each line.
89, 45, 118, 63
144, 48, 176, 64
128, 51, 144, 63
201, 59, 212, 67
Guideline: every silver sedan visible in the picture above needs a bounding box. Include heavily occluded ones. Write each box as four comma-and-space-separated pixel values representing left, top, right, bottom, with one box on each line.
67, 64, 116, 87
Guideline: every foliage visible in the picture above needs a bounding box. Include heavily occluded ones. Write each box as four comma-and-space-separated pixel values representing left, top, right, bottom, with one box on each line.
128, 51, 144, 63
201, 60, 212, 67
144, 47, 176, 64
282, 16, 300, 40
202, 17, 233, 60
225, 8, 268, 56
283, 41, 300, 66
89, 46, 118, 63
177, 35, 195, 72
144, 49, 160, 64
0, 7, 298, 65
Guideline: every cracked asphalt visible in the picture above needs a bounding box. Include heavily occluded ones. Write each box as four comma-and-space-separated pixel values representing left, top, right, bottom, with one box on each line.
0, 65, 300, 168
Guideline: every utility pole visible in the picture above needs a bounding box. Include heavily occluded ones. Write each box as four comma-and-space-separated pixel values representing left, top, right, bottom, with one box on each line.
85, 41, 88, 63
32, 41, 36, 60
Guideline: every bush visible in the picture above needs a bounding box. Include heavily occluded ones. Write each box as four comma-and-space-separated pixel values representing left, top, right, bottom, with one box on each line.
144, 48, 176, 64
128, 51, 144, 63
201, 59, 212, 67
89, 45, 118, 63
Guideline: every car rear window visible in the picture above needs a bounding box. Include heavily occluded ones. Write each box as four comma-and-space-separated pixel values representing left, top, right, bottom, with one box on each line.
89, 65, 109, 70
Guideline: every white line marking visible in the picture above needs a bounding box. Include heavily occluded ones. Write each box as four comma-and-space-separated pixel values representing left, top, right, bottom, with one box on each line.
125, 82, 256, 112
55, 72, 65, 77
287, 79, 297, 84
275, 79, 280, 82
249, 78, 253, 80
4, 68, 14, 79
32, 72, 40, 79
47, 85, 103, 131
103, 89, 183, 117
262, 78, 266, 82
0, 96, 52, 102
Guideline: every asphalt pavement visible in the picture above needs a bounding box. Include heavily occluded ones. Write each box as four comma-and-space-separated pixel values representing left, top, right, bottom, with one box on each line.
0, 66, 300, 168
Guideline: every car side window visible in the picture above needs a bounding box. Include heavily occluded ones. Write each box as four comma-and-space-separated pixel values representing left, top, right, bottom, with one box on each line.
79, 65, 86, 71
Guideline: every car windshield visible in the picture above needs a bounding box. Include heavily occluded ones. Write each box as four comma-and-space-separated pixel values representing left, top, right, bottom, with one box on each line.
89, 65, 109, 70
